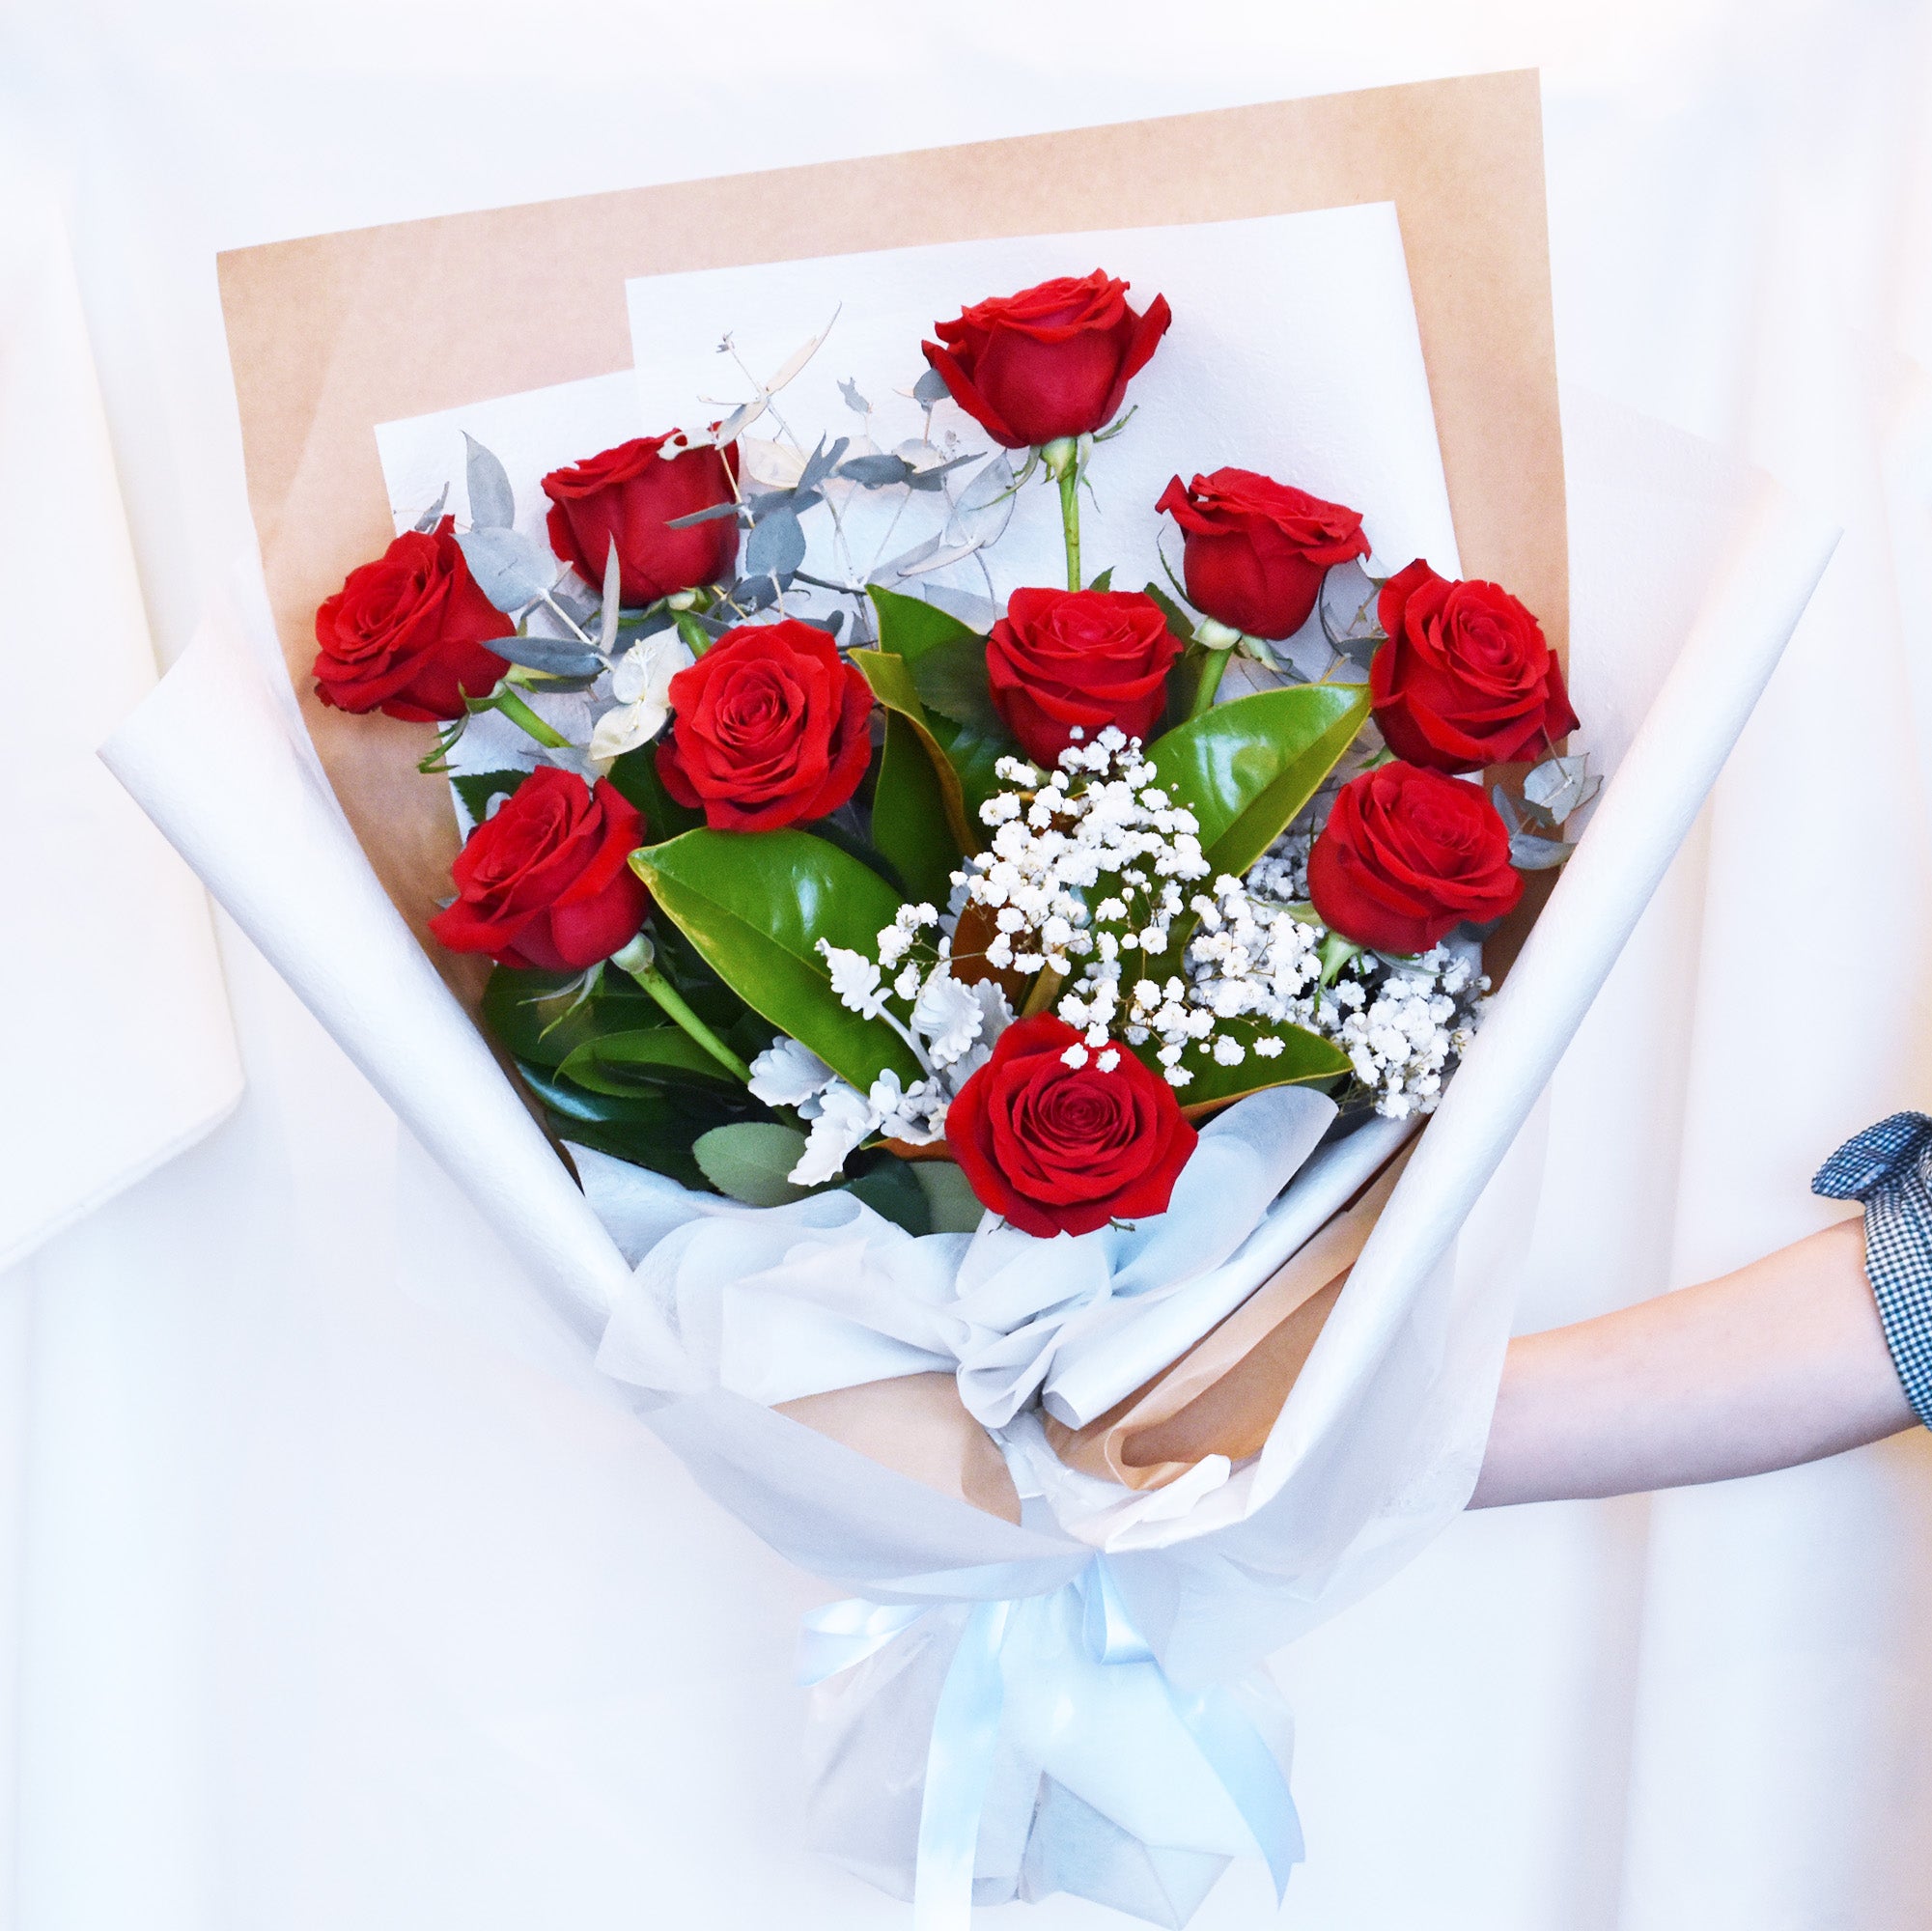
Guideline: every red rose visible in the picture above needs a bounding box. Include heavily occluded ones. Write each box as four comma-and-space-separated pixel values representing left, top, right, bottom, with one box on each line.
1370, 560, 1579, 772
1308, 762, 1522, 956
312, 518, 509, 722
946, 1014, 1198, 1237
542, 434, 740, 606
987, 587, 1181, 767
1155, 467, 1369, 641
656, 619, 873, 832
922, 271, 1172, 451
429, 767, 649, 973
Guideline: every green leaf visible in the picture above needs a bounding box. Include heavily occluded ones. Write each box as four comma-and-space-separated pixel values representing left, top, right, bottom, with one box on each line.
484, 966, 658, 1069
850, 649, 978, 854
1143, 581, 1193, 643
1147, 685, 1370, 881
557, 1026, 743, 1095
868, 582, 982, 664
631, 827, 922, 1090
865, 586, 1021, 825
452, 769, 527, 827
799, 811, 909, 896
1087, 566, 1115, 592
1136, 1022, 1352, 1110
515, 1059, 757, 1190
606, 743, 704, 838
909, 633, 1007, 736
693, 1122, 813, 1207
872, 712, 965, 907
844, 1157, 932, 1235
912, 1160, 987, 1233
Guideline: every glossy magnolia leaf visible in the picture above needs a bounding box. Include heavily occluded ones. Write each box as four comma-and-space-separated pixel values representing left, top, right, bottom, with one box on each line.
844, 1157, 931, 1235
872, 711, 965, 907
868, 582, 981, 664
849, 650, 975, 854
1146, 684, 1370, 881
557, 1026, 742, 1095
1134, 1022, 1351, 1116
910, 633, 1005, 736
515, 1059, 754, 1191
485, 966, 656, 1069
693, 1122, 812, 1207
630, 828, 921, 1090
606, 745, 703, 838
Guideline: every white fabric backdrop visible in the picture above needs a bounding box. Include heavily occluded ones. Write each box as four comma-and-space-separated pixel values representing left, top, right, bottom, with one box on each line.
4, 4, 1932, 1926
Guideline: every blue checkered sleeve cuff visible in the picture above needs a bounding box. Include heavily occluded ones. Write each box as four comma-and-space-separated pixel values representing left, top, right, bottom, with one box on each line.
1813, 1111, 1932, 1429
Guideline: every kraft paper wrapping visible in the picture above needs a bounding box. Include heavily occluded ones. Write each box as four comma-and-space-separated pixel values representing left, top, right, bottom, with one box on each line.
1046, 1150, 1413, 1491
215, 70, 1564, 1006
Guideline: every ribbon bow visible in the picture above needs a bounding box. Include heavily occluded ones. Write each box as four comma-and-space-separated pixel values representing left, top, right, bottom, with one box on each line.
799, 1557, 1302, 1929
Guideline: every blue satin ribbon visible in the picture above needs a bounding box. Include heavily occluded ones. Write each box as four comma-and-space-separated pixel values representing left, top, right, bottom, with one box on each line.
798, 1557, 1302, 1928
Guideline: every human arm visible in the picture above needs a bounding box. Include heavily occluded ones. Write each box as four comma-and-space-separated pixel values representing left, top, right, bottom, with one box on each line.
1470, 1216, 1918, 1508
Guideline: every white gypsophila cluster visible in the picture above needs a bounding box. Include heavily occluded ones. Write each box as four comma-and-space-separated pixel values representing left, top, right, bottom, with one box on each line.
1315, 945, 1485, 1118
959, 727, 1220, 1085
1182, 844, 1491, 1118
746, 901, 1015, 1186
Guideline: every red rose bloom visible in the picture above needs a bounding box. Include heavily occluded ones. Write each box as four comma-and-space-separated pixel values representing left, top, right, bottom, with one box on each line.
1370, 560, 1579, 772
1308, 762, 1522, 956
946, 1015, 1198, 1238
429, 767, 649, 973
1155, 467, 1370, 641
987, 587, 1181, 767
312, 518, 509, 722
922, 271, 1172, 450
542, 433, 740, 607
656, 619, 873, 832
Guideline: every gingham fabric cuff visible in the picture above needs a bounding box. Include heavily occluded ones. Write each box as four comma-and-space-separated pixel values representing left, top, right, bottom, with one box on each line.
1813, 1111, 1932, 1429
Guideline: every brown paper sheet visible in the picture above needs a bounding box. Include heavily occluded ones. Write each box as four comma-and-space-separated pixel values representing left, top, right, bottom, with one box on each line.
216, 70, 1564, 1002
1045, 1148, 1413, 1490
777, 1373, 1022, 1523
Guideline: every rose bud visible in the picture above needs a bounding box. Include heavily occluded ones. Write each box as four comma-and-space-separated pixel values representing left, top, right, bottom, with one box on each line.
542, 433, 740, 607
986, 587, 1181, 767
428, 767, 650, 973
921, 271, 1172, 451
312, 518, 510, 722
1370, 559, 1579, 772
946, 1014, 1198, 1238
1307, 762, 1522, 956
656, 618, 873, 832
1155, 467, 1369, 640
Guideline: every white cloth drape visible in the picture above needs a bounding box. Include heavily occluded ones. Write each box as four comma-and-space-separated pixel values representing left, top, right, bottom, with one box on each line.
4, 4, 1932, 1927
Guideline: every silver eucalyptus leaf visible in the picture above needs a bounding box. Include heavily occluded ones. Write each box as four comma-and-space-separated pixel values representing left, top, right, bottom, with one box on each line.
1509, 830, 1574, 871
839, 378, 871, 415
462, 433, 517, 530
912, 365, 950, 409
549, 583, 598, 627
410, 482, 451, 533
455, 526, 558, 615
836, 451, 912, 489
948, 452, 1018, 546
871, 533, 947, 581
905, 451, 981, 493
1523, 752, 1601, 826
1490, 783, 1524, 836
796, 434, 849, 495
599, 540, 623, 655
895, 539, 985, 579
663, 502, 745, 529
484, 633, 606, 678
744, 505, 806, 580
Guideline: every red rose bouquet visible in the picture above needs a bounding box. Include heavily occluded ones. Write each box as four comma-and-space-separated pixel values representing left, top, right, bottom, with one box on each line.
311, 267, 1595, 1241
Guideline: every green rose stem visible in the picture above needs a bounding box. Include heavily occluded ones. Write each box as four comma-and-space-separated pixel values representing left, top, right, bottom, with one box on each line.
609, 933, 752, 1082
489, 686, 574, 749
1043, 435, 1081, 592
1187, 646, 1232, 718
